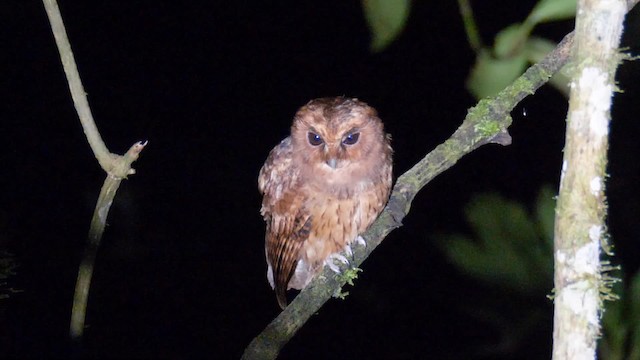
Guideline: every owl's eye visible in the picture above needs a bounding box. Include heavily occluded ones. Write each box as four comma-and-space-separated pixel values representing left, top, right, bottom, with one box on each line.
342, 132, 360, 145
307, 132, 323, 146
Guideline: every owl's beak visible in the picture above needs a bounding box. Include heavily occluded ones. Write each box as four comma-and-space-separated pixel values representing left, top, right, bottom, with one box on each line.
326, 158, 337, 169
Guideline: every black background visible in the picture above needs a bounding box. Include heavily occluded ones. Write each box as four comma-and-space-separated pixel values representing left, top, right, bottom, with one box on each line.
2, 1, 639, 359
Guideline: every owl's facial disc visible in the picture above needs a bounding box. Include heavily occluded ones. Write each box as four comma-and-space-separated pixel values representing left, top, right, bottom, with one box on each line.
318, 129, 362, 170
322, 145, 340, 170
322, 141, 346, 170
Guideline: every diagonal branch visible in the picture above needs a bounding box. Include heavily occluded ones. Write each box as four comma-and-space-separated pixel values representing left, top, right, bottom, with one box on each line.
242, 27, 577, 360
244, 0, 637, 348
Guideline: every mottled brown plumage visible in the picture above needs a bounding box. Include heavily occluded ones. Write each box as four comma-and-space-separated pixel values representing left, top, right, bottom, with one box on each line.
258, 97, 393, 309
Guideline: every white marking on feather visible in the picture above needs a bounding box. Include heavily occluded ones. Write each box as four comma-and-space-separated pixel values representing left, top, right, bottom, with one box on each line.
266, 264, 275, 288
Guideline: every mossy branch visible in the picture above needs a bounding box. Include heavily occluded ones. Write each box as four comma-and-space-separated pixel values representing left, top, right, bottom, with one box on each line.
42, 0, 146, 340
241, 20, 585, 360
551, 0, 628, 359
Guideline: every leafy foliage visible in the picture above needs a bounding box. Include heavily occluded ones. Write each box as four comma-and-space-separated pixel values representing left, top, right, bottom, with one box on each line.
467, 0, 575, 98
362, 0, 411, 52
600, 271, 640, 360
437, 186, 640, 359
437, 187, 555, 294
360, 0, 574, 93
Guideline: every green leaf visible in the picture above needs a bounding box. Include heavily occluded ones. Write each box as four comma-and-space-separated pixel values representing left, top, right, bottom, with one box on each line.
362, 0, 411, 52
465, 0, 576, 99
467, 50, 528, 99
441, 234, 496, 281
437, 192, 554, 293
600, 274, 627, 360
527, 0, 577, 25
494, 23, 533, 58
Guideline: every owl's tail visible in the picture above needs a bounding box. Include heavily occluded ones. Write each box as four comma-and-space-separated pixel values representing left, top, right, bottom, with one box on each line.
273, 246, 298, 310
275, 285, 288, 310
268, 218, 311, 310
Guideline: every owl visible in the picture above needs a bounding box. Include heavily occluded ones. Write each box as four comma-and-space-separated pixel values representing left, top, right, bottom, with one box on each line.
258, 97, 393, 309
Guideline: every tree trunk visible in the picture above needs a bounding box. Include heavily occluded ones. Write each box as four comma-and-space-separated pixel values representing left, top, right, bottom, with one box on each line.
552, 0, 626, 358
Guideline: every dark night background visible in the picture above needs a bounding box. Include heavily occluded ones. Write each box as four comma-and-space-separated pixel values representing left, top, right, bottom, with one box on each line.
1, 1, 639, 359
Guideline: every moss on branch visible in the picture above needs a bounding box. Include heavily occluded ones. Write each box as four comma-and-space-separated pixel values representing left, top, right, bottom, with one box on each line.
243, 3, 639, 358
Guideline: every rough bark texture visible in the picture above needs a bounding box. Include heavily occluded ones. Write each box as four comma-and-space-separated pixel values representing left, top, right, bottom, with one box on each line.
243, 1, 638, 358
552, 0, 626, 359
242, 29, 576, 360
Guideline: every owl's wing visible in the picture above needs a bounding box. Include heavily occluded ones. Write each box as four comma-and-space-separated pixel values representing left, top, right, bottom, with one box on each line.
259, 137, 311, 309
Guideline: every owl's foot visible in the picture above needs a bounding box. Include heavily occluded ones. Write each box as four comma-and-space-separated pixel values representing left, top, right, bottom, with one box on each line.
344, 244, 353, 257
326, 253, 349, 273
343, 236, 365, 262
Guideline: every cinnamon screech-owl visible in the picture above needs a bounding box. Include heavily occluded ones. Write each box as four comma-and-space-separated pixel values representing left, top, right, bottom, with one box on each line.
258, 97, 393, 309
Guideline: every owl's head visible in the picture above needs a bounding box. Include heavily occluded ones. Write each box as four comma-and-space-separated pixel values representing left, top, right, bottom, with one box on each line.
290, 97, 390, 174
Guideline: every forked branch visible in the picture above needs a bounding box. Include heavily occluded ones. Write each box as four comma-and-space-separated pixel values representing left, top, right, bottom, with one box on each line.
42, 0, 146, 340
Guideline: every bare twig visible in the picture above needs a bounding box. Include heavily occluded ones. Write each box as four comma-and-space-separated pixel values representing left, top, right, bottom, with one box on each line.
69, 142, 146, 339
43, 0, 110, 172
42, 0, 147, 340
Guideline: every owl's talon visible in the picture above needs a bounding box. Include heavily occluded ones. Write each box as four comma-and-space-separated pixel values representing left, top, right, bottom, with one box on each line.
327, 261, 341, 273
326, 253, 349, 273
344, 244, 353, 257
333, 253, 349, 264
356, 236, 366, 247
